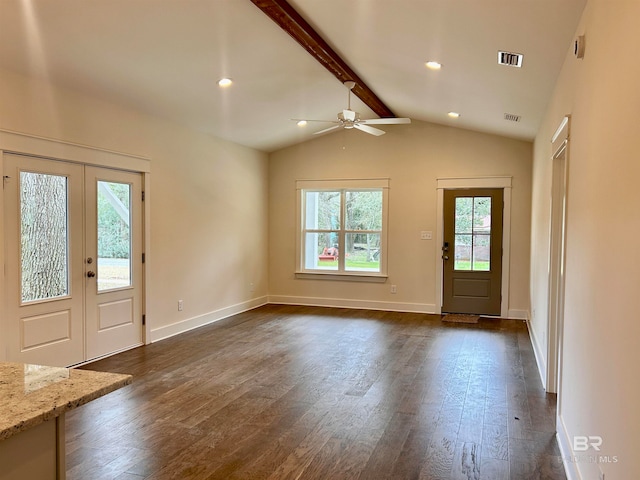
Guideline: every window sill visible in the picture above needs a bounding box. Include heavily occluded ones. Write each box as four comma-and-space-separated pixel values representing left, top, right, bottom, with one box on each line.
295, 271, 388, 283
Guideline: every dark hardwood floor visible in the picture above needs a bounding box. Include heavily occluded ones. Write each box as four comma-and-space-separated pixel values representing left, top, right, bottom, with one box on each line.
67, 305, 565, 480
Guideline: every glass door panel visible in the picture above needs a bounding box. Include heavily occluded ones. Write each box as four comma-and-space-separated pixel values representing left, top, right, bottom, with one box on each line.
472, 234, 491, 271
97, 181, 132, 291
454, 196, 492, 271
20, 172, 69, 303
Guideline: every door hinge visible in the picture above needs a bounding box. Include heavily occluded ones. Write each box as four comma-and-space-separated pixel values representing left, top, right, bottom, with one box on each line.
142, 191, 145, 201
142, 253, 145, 264
142, 314, 146, 326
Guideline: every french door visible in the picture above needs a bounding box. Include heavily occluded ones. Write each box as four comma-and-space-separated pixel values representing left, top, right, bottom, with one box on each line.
3, 154, 143, 366
442, 188, 504, 315
85, 166, 143, 361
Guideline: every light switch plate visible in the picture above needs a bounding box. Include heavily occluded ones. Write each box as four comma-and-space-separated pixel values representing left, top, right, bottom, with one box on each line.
420, 231, 433, 240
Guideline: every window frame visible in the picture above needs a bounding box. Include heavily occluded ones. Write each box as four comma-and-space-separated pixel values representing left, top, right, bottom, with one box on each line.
295, 178, 389, 280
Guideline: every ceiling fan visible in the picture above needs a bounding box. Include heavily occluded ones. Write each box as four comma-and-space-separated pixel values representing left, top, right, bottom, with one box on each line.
294, 81, 411, 136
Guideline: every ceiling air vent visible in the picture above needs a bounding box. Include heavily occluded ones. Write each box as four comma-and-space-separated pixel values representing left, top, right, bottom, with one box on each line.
504, 113, 521, 122
498, 51, 523, 67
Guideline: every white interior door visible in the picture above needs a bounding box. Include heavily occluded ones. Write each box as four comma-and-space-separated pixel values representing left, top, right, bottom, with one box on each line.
3, 155, 143, 366
3, 154, 85, 366
85, 166, 143, 361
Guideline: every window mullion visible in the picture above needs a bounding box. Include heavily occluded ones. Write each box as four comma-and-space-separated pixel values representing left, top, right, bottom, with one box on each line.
338, 190, 346, 272
471, 196, 475, 271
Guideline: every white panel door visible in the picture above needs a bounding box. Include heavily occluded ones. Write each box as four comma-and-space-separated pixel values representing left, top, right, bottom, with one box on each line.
3, 154, 85, 366
3, 156, 144, 366
84, 166, 143, 361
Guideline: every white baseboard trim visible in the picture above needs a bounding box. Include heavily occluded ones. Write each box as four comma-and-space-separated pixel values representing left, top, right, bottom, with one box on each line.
526, 313, 547, 389
507, 309, 528, 320
557, 413, 581, 480
268, 295, 437, 314
150, 296, 269, 343
149, 298, 527, 344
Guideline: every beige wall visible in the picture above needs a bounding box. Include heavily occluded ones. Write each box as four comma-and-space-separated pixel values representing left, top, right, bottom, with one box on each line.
269, 120, 532, 315
0, 68, 269, 347
531, 1, 640, 478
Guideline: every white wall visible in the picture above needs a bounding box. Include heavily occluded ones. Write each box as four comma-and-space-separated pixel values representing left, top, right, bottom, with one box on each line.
269, 120, 532, 315
531, 1, 640, 478
0, 68, 269, 350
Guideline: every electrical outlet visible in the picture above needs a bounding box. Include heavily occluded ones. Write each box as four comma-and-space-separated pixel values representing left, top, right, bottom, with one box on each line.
178, 300, 183, 311
390, 285, 397, 294
249, 282, 255, 292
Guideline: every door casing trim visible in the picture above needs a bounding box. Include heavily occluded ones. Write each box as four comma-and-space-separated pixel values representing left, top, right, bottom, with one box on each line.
546, 115, 570, 395
436, 176, 512, 318
0, 128, 150, 172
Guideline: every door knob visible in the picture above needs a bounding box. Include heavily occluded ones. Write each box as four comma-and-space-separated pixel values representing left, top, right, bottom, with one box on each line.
87, 271, 96, 278
442, 255, 449, 261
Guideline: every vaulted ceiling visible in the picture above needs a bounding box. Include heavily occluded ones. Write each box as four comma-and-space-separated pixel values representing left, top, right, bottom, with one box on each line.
0, 0, 586, 152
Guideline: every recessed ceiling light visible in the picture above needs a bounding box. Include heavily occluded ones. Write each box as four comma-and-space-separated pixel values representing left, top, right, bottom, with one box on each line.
448, 112, 461, 118
297, 120, 307, 127
218, 78, 233, 87
425, 61, 442, 70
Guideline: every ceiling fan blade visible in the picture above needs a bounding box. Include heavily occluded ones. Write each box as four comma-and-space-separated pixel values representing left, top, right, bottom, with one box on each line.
354, 124, 386, 136
360, 117, 411, 125
314, 125, 342, 135
343, 109, 356, 121
291, 118, 338, 123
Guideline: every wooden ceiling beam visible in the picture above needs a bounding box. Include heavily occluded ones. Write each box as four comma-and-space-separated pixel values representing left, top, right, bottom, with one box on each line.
250, 0, 396, 118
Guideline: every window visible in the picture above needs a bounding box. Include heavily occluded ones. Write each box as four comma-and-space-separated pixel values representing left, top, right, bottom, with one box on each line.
297, 179, 389, 277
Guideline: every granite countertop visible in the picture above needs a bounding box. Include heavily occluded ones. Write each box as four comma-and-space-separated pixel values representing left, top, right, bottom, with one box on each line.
0, 362, 132, 441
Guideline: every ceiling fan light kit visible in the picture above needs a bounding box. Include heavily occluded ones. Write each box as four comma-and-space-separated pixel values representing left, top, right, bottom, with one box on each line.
294, 81, 411, 137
